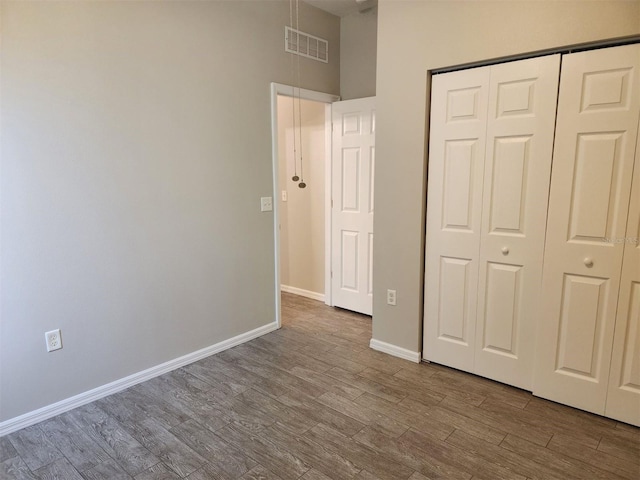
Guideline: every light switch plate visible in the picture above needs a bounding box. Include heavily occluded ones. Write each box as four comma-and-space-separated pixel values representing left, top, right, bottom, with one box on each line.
261, 197, 273, 212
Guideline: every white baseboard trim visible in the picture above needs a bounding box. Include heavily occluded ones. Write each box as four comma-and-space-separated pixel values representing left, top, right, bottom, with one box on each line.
280, 284, 324, 302
369, 338, 421, 363
0, 321, 279, 437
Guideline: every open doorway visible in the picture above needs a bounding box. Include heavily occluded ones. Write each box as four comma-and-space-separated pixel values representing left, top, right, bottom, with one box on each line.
270, 83, 339, 327
277, 95, 326, 302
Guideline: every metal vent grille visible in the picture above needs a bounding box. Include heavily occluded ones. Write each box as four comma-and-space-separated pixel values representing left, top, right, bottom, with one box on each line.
285, 26, 328, 63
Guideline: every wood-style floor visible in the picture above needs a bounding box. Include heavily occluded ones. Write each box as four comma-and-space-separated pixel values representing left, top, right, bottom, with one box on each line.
2, 293, 639, 480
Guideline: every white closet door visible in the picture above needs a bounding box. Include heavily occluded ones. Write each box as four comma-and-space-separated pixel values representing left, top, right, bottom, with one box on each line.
533, 44, 640, 414
474, 55, 560, 390
424, 67, 490, 371
606, 126, 640, 427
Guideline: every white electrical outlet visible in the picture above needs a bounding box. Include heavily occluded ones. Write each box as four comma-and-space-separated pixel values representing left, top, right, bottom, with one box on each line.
45, 329, 62, 352
260, 196, 273, 212
387, 289, 397, 306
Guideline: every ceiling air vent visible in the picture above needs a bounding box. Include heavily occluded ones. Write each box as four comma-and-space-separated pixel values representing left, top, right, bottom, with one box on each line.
285, 26, 329, 63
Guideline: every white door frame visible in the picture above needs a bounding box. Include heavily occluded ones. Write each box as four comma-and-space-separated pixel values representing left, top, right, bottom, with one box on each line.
270, 83, 339, 328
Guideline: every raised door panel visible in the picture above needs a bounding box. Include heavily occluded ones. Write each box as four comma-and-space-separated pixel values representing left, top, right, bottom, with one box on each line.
438, 257, 473, 345
443, 140, 479, 231
475, 55, 561, 389
569, 133, 627, 242
340, 231, 359, 291
606, 126, 640, 427
555, 274, 610, 378
424, 67, 490, 371
340, 148, 361, 212
482, 263, 523, 357
533, 44, 640, 414
332, 97, 375, 315
487, 136, 530, 234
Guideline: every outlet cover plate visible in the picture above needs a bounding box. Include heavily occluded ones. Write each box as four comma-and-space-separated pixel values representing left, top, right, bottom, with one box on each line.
45, 329, 62, 352
387, 289, 397, 306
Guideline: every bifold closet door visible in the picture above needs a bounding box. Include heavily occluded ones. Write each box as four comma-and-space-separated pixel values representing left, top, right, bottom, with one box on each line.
606, 133, 640, 426
424, 67, 490, 372
474, 55, 560, 390
424, 55, 560, 383
533, 44, 640, 415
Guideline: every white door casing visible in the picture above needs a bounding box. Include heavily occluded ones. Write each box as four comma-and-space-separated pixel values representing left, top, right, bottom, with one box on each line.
474, 55, 561, 390
331, 97, 376, 315
424, 67, 491, 372
605, 121, 640, 427
533, 44, 640, 414
270, 83, 340, 327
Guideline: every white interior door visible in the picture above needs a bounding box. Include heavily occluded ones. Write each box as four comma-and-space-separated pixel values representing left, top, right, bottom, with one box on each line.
474, 55, 560, 390
331, 97, 376, 315
424, 67, 490, 371
533, 44, 640, 414
606, 124, 640, 427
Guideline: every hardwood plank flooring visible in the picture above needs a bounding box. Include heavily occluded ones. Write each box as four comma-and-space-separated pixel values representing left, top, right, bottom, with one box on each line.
2, 292, 639, 479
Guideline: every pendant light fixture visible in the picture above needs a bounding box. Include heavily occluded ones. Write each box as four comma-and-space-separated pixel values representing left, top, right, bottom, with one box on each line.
288, 0, 299, 183
289, 0, 306, 189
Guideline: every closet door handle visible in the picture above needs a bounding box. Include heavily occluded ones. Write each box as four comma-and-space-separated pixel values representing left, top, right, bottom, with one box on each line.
501, 246, 510, 255
584, 257, 594, 268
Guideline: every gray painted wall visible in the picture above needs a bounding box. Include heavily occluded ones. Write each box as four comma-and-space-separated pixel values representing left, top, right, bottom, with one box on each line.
340, 8, 378, 100
372, 0, 640, 354
0, 0, 339, 422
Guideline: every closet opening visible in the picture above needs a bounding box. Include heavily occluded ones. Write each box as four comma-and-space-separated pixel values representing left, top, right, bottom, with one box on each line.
422, 41, 640, 426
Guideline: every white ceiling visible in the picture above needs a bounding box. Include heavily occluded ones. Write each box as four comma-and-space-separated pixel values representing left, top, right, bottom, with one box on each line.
303, 0, 377, 18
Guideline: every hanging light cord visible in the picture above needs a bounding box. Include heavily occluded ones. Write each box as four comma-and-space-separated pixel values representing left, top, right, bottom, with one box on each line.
295, 0, 306, 188
289, 0, 299, 183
